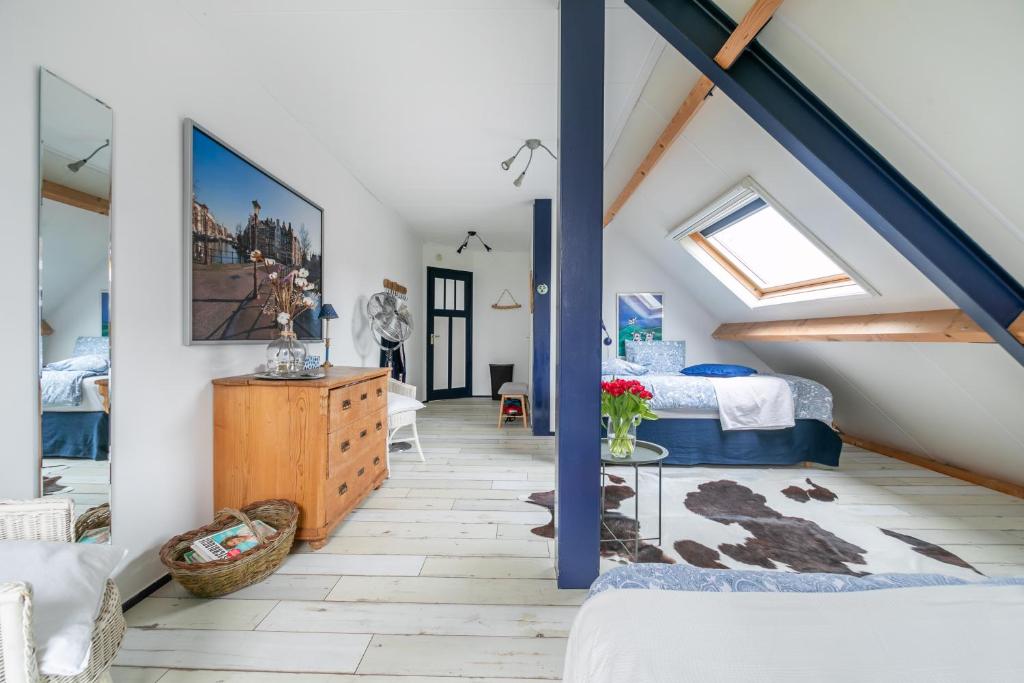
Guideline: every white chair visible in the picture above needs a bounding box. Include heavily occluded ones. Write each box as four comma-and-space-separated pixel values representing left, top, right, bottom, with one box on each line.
387, 378, 425, 468
0, 498, 125, 683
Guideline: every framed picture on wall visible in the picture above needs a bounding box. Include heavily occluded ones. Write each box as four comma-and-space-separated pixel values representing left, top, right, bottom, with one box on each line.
183, 119, 324, 344
616, 292, 663, 357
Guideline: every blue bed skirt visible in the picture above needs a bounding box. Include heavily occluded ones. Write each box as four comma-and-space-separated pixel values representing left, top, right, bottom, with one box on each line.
636, 418, 840, 467
42, 411, 109, 461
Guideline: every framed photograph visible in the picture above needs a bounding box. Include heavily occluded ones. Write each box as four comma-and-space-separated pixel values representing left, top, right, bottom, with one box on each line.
184, 119, 324, 344
616, 293, 663, 357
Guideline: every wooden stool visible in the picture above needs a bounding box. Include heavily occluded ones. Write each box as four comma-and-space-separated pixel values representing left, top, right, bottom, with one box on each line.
497, 382, 530, 429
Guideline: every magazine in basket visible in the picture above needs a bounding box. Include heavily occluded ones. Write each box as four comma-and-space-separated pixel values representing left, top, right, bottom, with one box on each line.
189, 520, 277, 561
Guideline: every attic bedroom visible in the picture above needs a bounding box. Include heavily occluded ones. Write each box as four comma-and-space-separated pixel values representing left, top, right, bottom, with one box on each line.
2, 0, 1024, 681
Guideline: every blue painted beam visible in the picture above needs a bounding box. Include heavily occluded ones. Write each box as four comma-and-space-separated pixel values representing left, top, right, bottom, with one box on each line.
626, 0, 1024, 365
532, 198, 553, 437
557, 0, 604, 589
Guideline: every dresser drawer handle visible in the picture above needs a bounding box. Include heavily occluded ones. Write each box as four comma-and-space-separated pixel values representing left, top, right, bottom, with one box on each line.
375, 421, 383, 432
359, 429, 368, 439
360, 392, 368, 401
340, 440, 351, 452
341, 399, 352, 411
373, 456, 381, 466
376, 387, 383, 397
357, 467, 365, 477
338, 482, 348, 495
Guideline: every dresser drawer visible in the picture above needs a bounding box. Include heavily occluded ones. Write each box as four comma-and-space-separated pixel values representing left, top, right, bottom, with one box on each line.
326, 458, 375, 523
328, 409, 386, 479
329, 377, 386, 431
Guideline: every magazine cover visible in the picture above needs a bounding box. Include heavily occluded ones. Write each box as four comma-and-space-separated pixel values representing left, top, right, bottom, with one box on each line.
191, 520, 276, 561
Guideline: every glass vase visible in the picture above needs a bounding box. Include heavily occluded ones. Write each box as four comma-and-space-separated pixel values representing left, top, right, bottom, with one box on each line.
604, 414, 641, 459
265, 324, 308, 376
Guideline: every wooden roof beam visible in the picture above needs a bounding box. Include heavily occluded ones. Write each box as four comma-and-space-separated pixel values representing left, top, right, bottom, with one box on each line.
603, 0, 783, 227
41, 180, 110, 216
713, 309, 1001, 343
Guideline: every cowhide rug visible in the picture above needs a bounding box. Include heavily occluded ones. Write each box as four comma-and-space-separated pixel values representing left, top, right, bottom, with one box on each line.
526, 469, 983, 579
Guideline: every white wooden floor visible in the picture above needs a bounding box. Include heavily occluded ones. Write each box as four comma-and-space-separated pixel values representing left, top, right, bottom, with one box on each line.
113, 398, 1024, 682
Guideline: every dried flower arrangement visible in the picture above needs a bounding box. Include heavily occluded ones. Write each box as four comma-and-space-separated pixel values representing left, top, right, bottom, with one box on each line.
249, 249, 320, 335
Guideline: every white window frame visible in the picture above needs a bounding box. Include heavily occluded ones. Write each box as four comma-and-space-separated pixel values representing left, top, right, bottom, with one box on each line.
668, 177, 876, 308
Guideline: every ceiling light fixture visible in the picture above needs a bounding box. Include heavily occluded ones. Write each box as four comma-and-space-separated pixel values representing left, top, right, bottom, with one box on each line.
456, 230, 492, 254
67, 139, 110, 173
500, 138, 555, 188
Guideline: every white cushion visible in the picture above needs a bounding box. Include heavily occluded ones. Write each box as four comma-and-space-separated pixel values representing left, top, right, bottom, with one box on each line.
499, 382, 528, 394
388, 392, 424, 416
0, 541, 125, 676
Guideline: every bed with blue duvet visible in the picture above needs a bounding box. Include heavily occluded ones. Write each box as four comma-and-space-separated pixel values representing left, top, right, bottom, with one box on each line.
602, 340, 841, 467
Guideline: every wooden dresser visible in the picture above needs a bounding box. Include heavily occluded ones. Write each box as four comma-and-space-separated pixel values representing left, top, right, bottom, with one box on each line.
212, 366, 389, 549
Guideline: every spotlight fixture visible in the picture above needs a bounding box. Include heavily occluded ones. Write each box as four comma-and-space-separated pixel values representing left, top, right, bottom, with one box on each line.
499, 138, 555, 187
456, 230, 492, 254
67, 139, 110, 173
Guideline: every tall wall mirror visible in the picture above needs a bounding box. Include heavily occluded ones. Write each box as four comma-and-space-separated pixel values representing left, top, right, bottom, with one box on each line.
38, 69, 113, 543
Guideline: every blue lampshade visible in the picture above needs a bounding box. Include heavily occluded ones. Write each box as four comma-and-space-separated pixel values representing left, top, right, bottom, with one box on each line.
318, 304, 339, 320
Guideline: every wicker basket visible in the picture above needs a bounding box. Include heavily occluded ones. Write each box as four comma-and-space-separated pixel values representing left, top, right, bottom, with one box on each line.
74, 502, 111, 542
159, 499, 298, 598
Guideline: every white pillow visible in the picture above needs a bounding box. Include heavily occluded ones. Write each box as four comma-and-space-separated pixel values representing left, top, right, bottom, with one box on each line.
0, 541, 125, 676
388, 392, 425, 416
601, 358, 648, 376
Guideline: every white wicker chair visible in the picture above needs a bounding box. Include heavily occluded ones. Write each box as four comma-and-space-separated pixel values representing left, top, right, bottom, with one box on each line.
0, 498, 125, 683
387, 378, 425, 468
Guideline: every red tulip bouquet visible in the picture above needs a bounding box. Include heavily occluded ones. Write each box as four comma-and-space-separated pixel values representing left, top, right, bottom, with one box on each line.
600, 378, 658, 458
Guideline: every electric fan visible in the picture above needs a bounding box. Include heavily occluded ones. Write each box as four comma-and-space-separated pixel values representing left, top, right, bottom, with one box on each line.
366, 290, 413, 368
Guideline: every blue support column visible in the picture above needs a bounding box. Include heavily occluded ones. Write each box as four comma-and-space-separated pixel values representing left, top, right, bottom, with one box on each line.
626, 0, 1024, 365
556, 0, 604, 589
532, 198, 553, 437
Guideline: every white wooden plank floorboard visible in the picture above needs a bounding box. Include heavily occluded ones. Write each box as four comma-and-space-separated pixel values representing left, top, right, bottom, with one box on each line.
452, 499, 539, 512
116, 629, 371, 673
277, 553, 425, 576
326, 576, 586, 606
403, 488, 527, 500
420, 557, 556, 579
310, 536, 551, 558
110, 667, 167, 683
381, 479, 495, 489
330, 521, 499, 539
149, 672, 552, 683
347, 509, 548, 524
356, 634, 566, 679
258, 600, 576, 637
124, 598, 276, 630
356, 497, 456, 510
152, 575, 340, 601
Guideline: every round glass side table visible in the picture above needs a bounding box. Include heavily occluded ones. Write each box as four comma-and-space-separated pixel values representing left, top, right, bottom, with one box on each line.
600, 439, 669, 559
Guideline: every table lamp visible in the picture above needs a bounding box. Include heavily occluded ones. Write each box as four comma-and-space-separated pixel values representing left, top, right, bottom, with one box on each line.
318, 304, 339, 367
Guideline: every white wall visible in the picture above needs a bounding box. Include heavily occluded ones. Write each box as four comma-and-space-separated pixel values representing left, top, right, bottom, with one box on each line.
603, 227, 768, 370
40, 200, 110, 364
0, 0, 423, 598
423, 243, 532, 396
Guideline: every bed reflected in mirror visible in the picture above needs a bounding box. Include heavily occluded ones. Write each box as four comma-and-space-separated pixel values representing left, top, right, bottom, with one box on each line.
38, 69, 113, 543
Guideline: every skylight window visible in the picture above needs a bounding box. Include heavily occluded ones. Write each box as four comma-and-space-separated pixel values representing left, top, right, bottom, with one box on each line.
675, 179, 868, 306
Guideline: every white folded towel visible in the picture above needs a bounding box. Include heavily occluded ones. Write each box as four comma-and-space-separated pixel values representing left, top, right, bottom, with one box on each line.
707, 375, 795, 430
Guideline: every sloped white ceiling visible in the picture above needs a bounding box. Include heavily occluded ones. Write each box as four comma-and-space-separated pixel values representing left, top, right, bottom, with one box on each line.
604, 0, 1024, 483
181, 0, 662, 250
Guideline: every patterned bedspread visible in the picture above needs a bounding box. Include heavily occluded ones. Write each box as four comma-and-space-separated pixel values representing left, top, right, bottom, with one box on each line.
40, 369, 102, 407
589, 564, 1024, 599
600, 372, 833, 424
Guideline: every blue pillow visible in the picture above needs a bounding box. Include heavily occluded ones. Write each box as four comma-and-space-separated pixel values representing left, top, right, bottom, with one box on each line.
601, 358, 648, 376
625, 340, 686, 373
682, 363, 758, 378
46, 354, 110, 373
